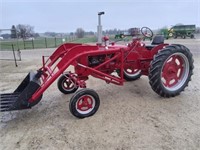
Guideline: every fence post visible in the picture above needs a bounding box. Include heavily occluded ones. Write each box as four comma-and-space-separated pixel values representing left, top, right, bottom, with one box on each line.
32, 39, 34, 49
55, 37, 57, 47
12, 44, 18, 67
23, 39, 26, 49
45, 38, 47, 48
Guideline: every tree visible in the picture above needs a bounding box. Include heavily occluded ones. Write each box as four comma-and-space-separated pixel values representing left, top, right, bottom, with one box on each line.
16, 24, 34, 39
76, 28, 85, 38
34, 33, 40, 38
11, 25, 17, 38
84, 31, 95, 36
70, 32, 74, 36
44, 32, 56, 37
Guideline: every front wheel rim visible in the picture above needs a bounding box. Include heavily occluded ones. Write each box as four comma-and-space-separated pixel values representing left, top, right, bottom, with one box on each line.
161, 53, 190, 92
61, 78, 76, 92
76, 95, 95, 114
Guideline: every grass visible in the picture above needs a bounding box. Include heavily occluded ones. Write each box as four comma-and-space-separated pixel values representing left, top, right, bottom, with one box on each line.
0, 36, 98, 51
0, 38, 66, 51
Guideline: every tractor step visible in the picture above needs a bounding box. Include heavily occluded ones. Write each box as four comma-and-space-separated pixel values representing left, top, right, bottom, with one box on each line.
0, 71, 43, 112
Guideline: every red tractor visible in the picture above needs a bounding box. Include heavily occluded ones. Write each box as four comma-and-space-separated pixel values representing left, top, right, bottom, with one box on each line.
0, 27, 194, 118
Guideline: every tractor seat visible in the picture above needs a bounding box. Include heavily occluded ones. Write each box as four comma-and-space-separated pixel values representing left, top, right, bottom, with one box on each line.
145, 35, 164, 50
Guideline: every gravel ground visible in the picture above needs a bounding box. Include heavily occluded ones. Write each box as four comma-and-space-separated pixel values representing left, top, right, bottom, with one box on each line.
0, 39, 200, 150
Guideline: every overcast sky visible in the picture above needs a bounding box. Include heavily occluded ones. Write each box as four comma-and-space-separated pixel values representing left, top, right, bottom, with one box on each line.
1, 0, 200, 33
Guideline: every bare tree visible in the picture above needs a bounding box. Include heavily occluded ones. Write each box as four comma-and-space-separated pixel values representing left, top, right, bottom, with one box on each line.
16, 24, 34, 39
76, 28, 85, 38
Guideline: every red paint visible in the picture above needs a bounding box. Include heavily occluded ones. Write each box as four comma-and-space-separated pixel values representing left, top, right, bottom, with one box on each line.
77, 95, 94, 111
162, 55, 184, 87
29, 39, 168, 103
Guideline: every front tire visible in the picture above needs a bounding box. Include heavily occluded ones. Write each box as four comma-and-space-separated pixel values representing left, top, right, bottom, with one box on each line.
57, 74, 78, 94
117, 68, 141, 81
149, 44, 194, 97
69, 89, 100, 118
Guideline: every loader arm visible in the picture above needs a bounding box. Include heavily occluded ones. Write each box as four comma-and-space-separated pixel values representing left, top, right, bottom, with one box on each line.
30, 44, 123, 103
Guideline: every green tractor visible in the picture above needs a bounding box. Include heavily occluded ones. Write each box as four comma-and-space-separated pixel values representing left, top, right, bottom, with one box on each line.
160, 28, 172, 39
115, 33, 125, 39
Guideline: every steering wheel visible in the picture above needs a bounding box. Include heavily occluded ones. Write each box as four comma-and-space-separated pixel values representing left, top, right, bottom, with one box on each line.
141, 27, 153, 38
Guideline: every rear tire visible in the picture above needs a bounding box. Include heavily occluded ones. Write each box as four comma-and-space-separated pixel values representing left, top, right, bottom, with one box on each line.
69, 89, 100, 118
149, 44, 194, 97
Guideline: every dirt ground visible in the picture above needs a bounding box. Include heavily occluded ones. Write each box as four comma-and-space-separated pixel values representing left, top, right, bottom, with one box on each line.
0, 39, 200, 150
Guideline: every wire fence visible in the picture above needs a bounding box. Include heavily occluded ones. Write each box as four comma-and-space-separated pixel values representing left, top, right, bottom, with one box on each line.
0, 36, 77, 51
0, 36, 76, 67
0, 43, 21, 67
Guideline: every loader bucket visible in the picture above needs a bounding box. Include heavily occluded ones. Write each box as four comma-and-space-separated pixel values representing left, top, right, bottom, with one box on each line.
0, 71, 42, 112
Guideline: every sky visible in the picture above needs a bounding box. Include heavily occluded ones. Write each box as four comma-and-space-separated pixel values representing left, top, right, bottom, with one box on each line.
0, 0, 200, 33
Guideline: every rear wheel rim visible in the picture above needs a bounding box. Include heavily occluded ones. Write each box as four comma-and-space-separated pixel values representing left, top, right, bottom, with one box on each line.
76, 95, 95, 114
161, 53, 189, 91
